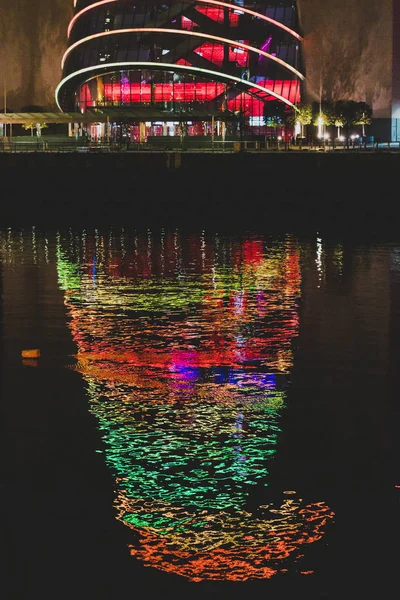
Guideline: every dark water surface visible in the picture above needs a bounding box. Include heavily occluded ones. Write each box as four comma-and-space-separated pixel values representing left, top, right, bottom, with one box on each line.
1, 226, 399, 599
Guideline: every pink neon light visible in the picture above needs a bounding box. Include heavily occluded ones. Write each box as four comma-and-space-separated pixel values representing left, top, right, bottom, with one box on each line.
194, 42, 248, 68
197, 6, 224, 23
176, 58, 192, 66
82, 80, 298, 113
194, 43, 224, 67
182, 16, 197, 31
227, 82, 300, 114
249, 79, 300, 104
196, 6, 239, 26
67, 0, 302, 41
57, 61, 297, 111
227, 93, 265, 116
61, 28, 304, 81
198, 0, 301, 40
79, 82, 95, 106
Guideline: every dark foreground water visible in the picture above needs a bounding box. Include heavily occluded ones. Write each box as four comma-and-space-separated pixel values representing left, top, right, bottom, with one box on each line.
1, 225, 399, 599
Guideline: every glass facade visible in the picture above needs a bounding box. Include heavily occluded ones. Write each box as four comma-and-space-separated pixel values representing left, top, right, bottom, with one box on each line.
58, 0, 304, 138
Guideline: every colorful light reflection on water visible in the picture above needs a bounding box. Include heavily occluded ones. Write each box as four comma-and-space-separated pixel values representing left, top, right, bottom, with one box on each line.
56, 230, 334, 582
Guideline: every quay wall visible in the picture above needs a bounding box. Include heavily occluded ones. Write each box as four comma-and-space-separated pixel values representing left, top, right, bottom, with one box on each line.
0, 152, 398, 227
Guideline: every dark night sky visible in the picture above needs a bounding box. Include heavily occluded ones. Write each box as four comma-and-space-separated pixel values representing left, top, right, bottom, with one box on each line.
0, 0, 393, 114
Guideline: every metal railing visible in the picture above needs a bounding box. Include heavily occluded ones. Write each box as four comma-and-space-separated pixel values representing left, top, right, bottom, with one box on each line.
1, 137, 400, 154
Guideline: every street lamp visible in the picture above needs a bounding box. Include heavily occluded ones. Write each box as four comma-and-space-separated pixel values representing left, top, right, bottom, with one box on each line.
3, 43, 6, 138
317, 115, 324, 139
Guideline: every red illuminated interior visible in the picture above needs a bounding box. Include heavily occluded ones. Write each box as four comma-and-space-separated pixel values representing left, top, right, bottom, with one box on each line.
103, 82, 225, 102
194, 43, 249, 67
100, 81, 299, 113
196, 6, 239, 26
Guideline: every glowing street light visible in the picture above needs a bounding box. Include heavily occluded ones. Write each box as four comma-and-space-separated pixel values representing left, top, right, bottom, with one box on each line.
317, 115, 324, 138
2, 43, 6, 138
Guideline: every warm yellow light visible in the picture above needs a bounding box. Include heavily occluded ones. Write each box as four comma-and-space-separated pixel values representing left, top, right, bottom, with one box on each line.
317, 116, 323, 138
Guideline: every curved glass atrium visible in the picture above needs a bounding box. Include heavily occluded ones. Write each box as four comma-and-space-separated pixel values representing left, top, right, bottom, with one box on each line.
57, 0, 304, 139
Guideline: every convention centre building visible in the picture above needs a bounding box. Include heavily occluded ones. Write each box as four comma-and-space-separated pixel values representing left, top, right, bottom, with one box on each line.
56, 0, 304, 141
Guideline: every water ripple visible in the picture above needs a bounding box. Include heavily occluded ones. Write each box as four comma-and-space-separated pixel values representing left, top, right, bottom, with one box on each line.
55, 229, 333, 581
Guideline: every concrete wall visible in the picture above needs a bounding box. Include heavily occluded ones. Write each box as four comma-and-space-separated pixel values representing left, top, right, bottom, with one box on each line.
0, 0, 71, 110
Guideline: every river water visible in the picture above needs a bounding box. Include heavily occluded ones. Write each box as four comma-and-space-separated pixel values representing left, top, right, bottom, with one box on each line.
1, 226, 399, 598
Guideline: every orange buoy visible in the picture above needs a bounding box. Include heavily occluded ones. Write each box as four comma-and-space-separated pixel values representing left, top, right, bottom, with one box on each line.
21, 349, 41, 359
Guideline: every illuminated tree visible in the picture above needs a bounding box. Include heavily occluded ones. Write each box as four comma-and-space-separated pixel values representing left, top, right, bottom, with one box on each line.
312, 101, 331, 138
20, 105, 48, 137
263, 100, 286, 130
263, 100, 293, 148
22, 122, 48, 137
354, 102, 372, 136
295, 103, 312, 137
333, 100, 372, 146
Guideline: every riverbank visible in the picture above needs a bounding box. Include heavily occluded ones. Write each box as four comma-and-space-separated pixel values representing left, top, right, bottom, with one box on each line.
1, 151, 399, 228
